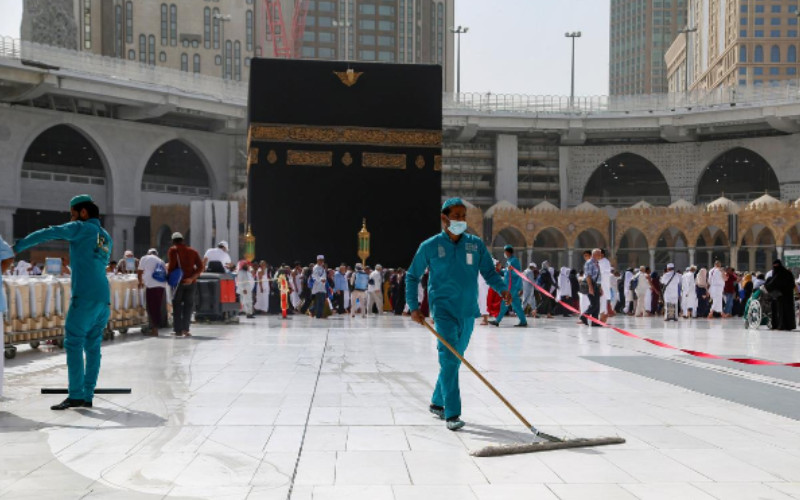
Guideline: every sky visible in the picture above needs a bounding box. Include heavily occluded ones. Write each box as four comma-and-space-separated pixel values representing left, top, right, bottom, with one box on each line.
0, 0, 611, 96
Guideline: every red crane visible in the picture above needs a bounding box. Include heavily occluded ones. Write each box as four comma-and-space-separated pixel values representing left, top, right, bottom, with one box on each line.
263, 0, 309, 59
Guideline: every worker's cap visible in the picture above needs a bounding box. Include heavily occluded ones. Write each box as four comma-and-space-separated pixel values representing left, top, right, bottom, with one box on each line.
147, 248, 158, 256
503, 244, 513, 252
355, 263, 363, 270
69, 194, 93, 208
685, 266, 691, 271
218, 240, 228, 250
667, 263, 675, 269
316, 254, 325, 261
124, 250, 134, 257
171, 232, 183, 240
376, 264, 383, 270
441, 197, 465, 213
528, 262, 537, 268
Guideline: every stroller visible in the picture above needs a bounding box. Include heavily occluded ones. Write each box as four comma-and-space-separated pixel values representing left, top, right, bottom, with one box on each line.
744, 287, 772, 330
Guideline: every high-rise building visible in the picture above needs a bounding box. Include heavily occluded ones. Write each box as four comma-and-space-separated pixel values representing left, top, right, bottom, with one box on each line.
609, 0, 688, 95
21, 0, 454, 90
666, 0, 800, 92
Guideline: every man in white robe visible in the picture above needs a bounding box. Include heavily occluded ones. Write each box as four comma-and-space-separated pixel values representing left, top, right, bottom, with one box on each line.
598, 250, 613, 322
681, 266, 697, 318
522, 263, 537, 316
661, 263, 680, 321
707, 260, 726, 318
623, 269, 634, 314
635, 266, 650, 317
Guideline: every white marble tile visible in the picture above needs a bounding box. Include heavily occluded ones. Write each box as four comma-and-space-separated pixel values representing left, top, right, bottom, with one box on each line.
661, 449, 781, 482
402, 451, 487, 485
310, 485, 394, 500
546, 483, 639, 500
334, 451, 410, 485
693, 482, 795, 500
536, 452, 636, 484
620, 483, 717, 500
470, 484, 560, 500
346, 426, 409, 451
393, 485, 478, 500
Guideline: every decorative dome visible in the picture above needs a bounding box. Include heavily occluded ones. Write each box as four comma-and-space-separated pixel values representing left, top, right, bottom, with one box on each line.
706, 196, 740, 213
572, 201, 601, 212
532, 200, 559, 212
630, 200, 653, 209
484, 200, 518, 218
747, 194, 782, 209
669, 199, 695, 210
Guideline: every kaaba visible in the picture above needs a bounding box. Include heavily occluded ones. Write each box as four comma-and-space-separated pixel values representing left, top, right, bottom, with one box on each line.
247, 59, 442, 268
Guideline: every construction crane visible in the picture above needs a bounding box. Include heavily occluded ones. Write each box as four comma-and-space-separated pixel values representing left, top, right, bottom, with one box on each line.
263, 0, 310, 59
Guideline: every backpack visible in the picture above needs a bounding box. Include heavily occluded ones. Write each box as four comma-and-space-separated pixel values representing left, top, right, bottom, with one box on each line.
354, 271, 369, 291
152, 261, 167, 283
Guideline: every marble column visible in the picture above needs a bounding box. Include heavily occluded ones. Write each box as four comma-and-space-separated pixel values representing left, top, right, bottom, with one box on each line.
688, 247, 696, 267
777, 246, 784, 261
649, 248, 655, 270
748, 248, 756, 273
729, 246, 738, 270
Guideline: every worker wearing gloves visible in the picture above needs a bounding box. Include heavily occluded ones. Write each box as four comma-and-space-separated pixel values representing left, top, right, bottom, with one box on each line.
489, 245, 528, 328
13, 194, 112, 410
406, 198, 511, 431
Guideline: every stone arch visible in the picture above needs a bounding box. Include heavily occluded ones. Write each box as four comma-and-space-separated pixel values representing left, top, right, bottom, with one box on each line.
531, 227, 568, 268
583, 153, 671, 207
617, 227, 649, 270
492, 226, 527, 249
696, 147, 780, 204
140, 138, 216, 197
696, 226, 729, 267
739, 225, 777, 272
155, 224, 173, 257
655, 227, 690, 270
574, 228, 607, 251
784, 223, 800, 247
19, 123, 114, 207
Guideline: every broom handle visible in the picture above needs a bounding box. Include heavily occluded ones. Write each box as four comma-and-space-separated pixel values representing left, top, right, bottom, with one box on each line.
422, 319, 533, 429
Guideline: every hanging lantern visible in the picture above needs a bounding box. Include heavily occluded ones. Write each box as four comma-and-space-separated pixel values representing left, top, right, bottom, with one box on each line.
357, 218, 370, 267
243, 224, 255, 262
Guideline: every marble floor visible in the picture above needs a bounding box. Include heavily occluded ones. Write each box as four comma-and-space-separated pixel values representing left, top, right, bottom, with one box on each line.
2, 313, 800, 500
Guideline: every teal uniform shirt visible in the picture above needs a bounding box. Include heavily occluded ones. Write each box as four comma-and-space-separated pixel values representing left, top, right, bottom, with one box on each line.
14, 219, 112, 303
406, 231, 505, 319
505, 256, 523, 292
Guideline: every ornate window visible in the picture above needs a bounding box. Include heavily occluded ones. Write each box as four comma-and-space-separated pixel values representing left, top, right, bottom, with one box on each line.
170, 4, 178, 46
204, 8, 211, 48
193, 54, 201, 73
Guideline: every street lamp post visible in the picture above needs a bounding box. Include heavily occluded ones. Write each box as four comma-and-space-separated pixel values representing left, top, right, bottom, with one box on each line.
449, 26, 469, 95
678, 26, 697, 95
565, 31, 582, 109
214, 13, 231, 79
332, 19, 352, 61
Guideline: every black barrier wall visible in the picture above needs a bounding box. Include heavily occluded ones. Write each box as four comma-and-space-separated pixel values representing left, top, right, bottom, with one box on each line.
247, 59, 442, 268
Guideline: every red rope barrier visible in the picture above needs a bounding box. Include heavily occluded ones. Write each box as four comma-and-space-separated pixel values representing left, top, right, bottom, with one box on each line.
509, 266, 800, 368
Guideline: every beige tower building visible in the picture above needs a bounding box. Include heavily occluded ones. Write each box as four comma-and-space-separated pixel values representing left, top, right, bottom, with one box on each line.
667, 0, 800, 91
22, 0, 454, 90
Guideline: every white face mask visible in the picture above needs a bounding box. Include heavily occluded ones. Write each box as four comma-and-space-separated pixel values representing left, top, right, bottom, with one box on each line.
447, 220, 467, 235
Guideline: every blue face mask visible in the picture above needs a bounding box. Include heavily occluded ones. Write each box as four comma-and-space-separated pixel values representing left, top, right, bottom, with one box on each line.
447, 220, 467, 236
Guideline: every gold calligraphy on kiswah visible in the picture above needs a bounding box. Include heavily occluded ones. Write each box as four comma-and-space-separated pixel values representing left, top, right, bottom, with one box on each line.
250, 124, 442, 148
286, 150, 333, 167
362, 153, 407, 170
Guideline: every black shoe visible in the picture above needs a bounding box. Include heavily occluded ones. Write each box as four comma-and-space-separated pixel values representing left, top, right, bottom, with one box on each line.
429, 404, 444, 420
83, 400, 93, 408
488, 320, 499, 327
50, 398, 85, 411
514, 323, 528, 328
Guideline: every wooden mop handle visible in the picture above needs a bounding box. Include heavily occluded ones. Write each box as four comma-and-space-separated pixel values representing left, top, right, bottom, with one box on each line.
421, 319, 532, 429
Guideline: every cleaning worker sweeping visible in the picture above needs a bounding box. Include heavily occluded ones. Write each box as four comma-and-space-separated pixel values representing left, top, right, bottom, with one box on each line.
407, 197, 625, 454
13, 194, 112, 411
406, 198, 511, 431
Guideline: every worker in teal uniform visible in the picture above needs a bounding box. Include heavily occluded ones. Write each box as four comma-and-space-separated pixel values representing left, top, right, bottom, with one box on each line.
13, 194, 112, 410
489, 245, 528, 328
406, 198, 511, 430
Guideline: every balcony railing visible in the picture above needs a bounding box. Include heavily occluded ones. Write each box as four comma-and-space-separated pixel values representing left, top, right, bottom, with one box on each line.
0, 36, 247, 105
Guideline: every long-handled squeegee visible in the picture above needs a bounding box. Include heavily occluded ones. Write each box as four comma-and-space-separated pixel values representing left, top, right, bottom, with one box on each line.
421, 320, 625, 456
